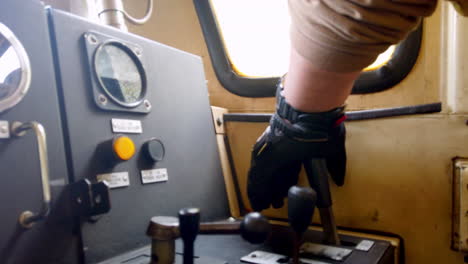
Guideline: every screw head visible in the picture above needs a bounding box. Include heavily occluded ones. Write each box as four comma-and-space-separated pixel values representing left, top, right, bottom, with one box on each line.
87, 34, 98, 45
144, 100, 151, 110
134, 48, 142, 56
98, 94, 107, 105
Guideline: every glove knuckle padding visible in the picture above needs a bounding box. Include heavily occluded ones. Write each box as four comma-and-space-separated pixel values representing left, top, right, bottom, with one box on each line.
247, 82, 347, 211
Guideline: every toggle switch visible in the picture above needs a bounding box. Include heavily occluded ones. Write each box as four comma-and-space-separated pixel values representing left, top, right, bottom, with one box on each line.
143, 138, 165, 163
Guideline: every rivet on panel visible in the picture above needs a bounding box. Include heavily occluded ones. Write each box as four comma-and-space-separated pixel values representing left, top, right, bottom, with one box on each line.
98, 94, 107, 105
87, 34, 98, 45
134, 48, 142, 56
144, 100, 151, 110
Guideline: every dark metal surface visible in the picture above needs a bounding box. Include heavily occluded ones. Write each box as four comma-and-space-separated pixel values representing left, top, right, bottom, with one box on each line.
100, 226, 395, 264
193, 0, 422, 97
0, 0, 78, 263
48, 9, 230, 263
70, 179, 111, 218
223, 102, 443, 123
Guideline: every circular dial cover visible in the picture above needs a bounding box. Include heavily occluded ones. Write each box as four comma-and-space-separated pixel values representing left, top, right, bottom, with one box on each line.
0, 23, 31, 113
94, 41, 146, 108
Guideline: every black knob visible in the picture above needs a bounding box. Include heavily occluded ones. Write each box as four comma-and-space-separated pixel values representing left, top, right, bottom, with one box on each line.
240, 212, 271, 244
288, 186, 317, 235
179, 208, 200, 264
143, 138, 165, 163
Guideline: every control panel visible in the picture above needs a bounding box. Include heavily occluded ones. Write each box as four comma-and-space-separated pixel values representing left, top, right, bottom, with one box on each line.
48, 8, 229, 263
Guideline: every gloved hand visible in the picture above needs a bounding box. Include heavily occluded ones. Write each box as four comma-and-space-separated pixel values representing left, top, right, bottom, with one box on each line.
247, 86, 346, 212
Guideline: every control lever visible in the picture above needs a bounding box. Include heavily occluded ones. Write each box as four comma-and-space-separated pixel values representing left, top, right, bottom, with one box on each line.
147, 211, 271, 264
178, 208, 200, 264
288, 186, 317, 264
304, 159, 340, 245
199, 212, 270, 244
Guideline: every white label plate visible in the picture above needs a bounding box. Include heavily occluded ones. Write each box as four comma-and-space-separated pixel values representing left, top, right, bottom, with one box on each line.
0, 121, 9, 139
300, 243, 352, 261
355, 240, 375, 251
141, 168, 168, 184
240, 251, 330, 264
111, 118, 142, 134
97, 172, 130, 188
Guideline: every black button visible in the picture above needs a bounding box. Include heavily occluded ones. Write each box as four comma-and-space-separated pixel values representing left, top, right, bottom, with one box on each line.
143, 138, 165, 162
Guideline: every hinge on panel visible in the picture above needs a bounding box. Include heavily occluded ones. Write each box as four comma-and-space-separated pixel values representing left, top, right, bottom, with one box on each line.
70, 179, 111, 217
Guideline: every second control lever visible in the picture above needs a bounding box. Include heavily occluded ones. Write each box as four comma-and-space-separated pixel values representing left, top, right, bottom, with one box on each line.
147, 210, 271, 264
288, 186, 317, 264
179, 208, 200, 264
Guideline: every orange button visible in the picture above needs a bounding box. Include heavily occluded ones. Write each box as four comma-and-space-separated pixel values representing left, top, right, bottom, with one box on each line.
113, 136, 136, 161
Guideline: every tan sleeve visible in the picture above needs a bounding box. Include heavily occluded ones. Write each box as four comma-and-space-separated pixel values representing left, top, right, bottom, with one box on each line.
289, 0, 438, 72
447, 0, 468, 16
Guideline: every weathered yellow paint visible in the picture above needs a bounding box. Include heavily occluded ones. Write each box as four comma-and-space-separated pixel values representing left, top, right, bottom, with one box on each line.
211, 106, 241, 218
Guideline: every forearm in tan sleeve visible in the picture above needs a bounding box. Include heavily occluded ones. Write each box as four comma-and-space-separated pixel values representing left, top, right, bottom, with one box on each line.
289, 0, 438, 72
447, 0, 468, 16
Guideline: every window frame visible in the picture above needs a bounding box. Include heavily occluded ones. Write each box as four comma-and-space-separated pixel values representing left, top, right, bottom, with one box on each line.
194, 0, 423, 97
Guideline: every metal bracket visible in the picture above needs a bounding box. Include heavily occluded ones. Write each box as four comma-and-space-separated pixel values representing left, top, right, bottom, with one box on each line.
453, 158, 468, 252
70, 179, 111, 217
0, 121, 9, 139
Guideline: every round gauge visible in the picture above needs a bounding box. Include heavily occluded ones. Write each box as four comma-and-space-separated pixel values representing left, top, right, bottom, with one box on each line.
94, 41, 147, 108
0, 23, 31, 113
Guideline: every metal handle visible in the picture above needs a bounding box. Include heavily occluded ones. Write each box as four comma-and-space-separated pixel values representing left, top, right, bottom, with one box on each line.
11, 121, 51, 228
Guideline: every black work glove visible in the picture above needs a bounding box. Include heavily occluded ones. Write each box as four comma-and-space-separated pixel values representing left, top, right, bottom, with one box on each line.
247, 89, 346, 212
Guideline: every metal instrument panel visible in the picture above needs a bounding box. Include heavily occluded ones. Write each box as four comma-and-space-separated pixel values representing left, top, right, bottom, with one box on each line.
48, 9, 230, 263
0, 0, 77, 263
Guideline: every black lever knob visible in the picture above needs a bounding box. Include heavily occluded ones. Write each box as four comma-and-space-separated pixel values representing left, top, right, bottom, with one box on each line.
240, 212, 271, 244
288, 186, 317, 235
288, 186, 317, 264
179, 208, 200, 264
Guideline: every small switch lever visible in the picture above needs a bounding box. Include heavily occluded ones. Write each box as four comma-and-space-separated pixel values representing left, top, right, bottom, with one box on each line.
147, 211, 271, 263
179, 208, 200, 264
288, 186, 317, 264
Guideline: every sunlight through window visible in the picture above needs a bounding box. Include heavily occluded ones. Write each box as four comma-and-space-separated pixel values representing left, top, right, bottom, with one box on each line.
210, 0, 394, 77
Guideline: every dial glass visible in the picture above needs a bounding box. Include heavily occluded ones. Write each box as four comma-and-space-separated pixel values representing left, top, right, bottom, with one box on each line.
95, 42, 145, 107
0, 23, 31, 113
